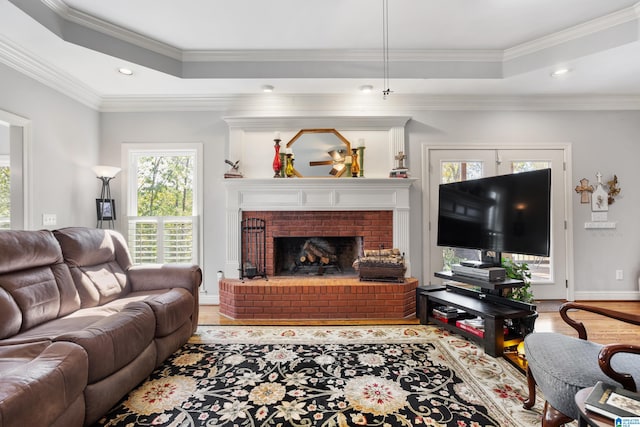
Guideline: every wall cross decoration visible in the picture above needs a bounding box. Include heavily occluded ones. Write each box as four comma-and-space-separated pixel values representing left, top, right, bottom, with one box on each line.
574, 178, 593, 204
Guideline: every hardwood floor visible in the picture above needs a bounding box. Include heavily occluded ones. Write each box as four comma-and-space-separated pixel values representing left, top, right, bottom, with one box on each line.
199, 301, 640, 346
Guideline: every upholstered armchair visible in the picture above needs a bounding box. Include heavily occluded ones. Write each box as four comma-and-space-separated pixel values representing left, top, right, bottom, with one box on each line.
523, 302, 640, 426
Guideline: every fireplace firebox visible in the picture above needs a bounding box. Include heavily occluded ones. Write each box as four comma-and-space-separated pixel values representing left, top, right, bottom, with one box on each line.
274, 236, 363, 276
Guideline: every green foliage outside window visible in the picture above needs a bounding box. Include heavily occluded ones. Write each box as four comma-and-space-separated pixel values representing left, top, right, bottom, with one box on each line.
0, 166, 10, 228
136, 155, 194, 216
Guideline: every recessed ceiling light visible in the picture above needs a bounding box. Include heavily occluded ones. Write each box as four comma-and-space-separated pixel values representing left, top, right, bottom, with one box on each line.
551, 68, 571, 77
262, 85, 274, 93
360, 85, 374, 93
118, 67, 133, 76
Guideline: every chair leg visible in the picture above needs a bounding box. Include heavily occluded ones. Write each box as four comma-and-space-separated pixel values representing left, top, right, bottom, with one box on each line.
541, 401, 573, 427
523, 365, 537, 409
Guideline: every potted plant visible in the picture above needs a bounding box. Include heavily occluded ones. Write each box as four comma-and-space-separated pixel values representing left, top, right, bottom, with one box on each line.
502, 257, 538, 336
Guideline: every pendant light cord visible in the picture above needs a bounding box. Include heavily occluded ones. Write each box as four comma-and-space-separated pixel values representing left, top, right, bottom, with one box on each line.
382, 0, 392, 99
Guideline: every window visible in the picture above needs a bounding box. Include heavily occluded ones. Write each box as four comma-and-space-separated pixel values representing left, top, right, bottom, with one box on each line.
124, 144, 202, 265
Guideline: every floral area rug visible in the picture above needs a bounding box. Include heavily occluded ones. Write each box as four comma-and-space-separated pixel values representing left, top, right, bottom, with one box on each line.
93, 325, 545, 427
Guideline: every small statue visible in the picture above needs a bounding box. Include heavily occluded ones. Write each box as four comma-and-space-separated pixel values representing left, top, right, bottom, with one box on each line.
591, 172, 608, 212
395, 152, 406, 169
224, 159, 242, 178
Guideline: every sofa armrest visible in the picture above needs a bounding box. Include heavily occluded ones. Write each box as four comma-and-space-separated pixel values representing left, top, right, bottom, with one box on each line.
599, 344, 640, 392
128, 264, 202, 293
559, 302, 640, 340
128, 264, 202, 332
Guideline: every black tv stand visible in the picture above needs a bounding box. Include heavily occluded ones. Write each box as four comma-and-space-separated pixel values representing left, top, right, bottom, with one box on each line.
416, 271, 536, 357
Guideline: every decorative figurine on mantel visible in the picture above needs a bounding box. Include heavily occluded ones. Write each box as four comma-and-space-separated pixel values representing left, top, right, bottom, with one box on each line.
351, 148, 359, 177
224, 159, 243, 178
357, 139, 366, 177
574, 178, 593, 203
272, 133, 282, 178
389, 151, 409, 178
591, 172, 608, 212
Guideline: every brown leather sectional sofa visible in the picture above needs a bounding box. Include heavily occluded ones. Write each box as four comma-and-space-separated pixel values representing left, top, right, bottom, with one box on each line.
0, 227, 202, 427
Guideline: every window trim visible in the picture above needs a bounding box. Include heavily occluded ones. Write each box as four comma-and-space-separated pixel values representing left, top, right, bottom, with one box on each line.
121, 142, 203, 266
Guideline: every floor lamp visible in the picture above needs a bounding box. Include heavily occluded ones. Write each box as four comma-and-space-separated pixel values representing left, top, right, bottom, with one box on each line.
93, 165, 121, 229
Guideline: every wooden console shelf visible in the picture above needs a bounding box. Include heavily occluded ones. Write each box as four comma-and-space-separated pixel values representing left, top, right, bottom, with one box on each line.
417, 272, 536, 357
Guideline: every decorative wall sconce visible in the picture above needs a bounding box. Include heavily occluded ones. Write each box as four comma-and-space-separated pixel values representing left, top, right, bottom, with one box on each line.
92, 165, 120, 229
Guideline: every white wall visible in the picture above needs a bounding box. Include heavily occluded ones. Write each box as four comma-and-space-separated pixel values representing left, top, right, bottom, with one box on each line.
0, 63, 99, 229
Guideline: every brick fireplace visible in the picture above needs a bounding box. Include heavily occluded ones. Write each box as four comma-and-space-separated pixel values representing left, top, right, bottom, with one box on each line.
220, 116, 416, 319
220, 179, 417, 319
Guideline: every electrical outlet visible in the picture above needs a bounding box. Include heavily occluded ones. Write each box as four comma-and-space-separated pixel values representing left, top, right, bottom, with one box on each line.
615, 270, 624, 281
42, 213, 57, 226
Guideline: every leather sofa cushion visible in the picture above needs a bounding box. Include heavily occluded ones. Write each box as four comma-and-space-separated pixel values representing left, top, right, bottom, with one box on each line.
0, 230, 81, 339
0, 341, 87, 427
0, 264, 80, 334
55, 228, 133, 307
0, 230, 62, 274
54, 301, 156, 383
67, 261, 129, 307
143, 288, 195, 337
54, 227, 117, 267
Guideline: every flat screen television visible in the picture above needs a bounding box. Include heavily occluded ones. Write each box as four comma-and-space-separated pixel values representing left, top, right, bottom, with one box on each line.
437, 169, 551, 265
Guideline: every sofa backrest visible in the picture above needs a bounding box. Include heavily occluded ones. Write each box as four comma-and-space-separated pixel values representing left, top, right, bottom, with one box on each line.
54, 227, 133, 308
0, 230, 81, 339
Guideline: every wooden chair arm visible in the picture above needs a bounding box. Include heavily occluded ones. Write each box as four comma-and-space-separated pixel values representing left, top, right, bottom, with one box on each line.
599, 344, 640, 392
559, 302, 640, 340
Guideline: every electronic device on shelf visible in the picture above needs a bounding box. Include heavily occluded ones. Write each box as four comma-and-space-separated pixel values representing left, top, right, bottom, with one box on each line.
436, 168, 551, 266
451, 264, 506, 281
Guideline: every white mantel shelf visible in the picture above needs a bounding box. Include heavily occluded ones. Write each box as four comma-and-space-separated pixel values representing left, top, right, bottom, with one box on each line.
224, 178, 416, 279
224, 178, 416, 211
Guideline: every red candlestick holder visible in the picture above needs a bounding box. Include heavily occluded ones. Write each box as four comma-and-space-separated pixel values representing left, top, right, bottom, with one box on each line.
273, 139, 282, 178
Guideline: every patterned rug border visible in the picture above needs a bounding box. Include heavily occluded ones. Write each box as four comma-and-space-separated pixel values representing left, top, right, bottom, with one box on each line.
193, 325, 443, 345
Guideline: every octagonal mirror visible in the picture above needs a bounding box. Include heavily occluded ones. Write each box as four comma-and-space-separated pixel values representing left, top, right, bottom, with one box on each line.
285, 129, 352, 177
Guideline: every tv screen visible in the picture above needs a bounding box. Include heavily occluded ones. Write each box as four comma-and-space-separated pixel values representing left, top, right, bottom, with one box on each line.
437, 169, 551, 257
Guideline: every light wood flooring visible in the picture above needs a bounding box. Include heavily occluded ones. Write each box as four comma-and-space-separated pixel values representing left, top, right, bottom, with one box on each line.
199, 301, 640, 346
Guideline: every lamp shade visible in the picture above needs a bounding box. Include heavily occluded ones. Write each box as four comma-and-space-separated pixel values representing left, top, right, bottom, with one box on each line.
92, 165, 121, 178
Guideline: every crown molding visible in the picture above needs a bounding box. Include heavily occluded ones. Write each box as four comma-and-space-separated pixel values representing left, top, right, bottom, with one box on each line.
98, 93, 640, 113
222, 115, 411, 131
0, 34, 101, 109
183, 49, 503, 63
505, 3, 640, 61
42, 0, 181, 60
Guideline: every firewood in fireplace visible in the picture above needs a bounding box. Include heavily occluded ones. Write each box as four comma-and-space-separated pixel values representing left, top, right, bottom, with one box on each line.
301, 239, 337, 265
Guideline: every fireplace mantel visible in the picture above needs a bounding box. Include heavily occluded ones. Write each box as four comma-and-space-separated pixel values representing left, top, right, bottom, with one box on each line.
223, 115, 414, 280
224, 178, 416, 279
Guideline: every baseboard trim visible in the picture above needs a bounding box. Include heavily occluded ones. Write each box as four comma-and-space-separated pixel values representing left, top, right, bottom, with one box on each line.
573, 290, 640, 301
199, 293, 219, 305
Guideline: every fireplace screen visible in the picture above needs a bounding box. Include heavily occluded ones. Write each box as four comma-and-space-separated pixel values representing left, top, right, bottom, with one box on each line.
241, 218, 266, 279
